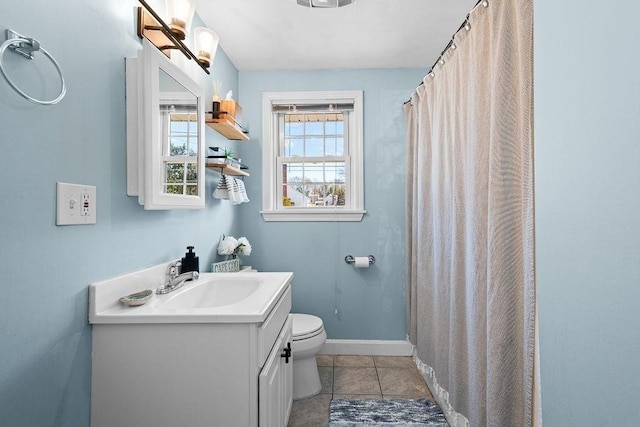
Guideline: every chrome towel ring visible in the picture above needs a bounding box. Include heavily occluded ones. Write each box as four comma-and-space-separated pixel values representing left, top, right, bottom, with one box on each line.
0, 29, 66, 105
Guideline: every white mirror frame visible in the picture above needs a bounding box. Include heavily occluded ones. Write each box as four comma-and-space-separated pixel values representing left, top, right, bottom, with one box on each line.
126, 38, 205, 210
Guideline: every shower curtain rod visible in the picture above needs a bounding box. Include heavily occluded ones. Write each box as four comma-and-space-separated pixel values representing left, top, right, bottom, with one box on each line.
404, 0, 486, 105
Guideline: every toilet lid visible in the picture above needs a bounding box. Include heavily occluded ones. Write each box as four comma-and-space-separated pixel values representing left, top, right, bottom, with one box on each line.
292, 313, 324, 340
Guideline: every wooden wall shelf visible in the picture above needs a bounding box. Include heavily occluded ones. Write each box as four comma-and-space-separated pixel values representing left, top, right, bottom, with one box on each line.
205, 119, 250, 141
205, 162, 249, 176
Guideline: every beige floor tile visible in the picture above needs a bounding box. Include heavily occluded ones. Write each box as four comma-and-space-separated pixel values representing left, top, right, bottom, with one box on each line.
377, 367, 430, 397
316, 354, 334, 367
383, 393, 435, 400
287, 393, 332, 427
334, 355, 375, 367
318, 366, 333, 394
373, 356, 416, 369
333, 367, 381, 395
333, 393, 382, 400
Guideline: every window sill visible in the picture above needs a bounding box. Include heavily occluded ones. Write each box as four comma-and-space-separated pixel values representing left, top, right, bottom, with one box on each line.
260, 209, 365, 222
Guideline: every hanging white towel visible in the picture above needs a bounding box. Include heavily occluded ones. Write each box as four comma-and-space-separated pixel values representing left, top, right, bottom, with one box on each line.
236, 178, 250, 204
213, 175, 229, 199
227, 176, 243, 205
212, 175, 249, 205
227, 176, 249, 205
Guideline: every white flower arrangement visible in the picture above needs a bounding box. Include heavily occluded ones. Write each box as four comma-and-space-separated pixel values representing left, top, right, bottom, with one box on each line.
236, 237, 252, 255
217, 236, 238, 256
218, 235, 252, 259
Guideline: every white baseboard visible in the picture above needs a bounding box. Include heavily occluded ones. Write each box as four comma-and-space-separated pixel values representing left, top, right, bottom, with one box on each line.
319, 339, 414, 356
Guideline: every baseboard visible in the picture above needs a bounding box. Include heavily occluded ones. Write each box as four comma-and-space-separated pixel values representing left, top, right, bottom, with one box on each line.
319, 339, 413, 356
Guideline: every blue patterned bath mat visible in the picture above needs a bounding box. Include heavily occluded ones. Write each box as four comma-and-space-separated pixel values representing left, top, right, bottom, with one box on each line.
329, 398, 449, 426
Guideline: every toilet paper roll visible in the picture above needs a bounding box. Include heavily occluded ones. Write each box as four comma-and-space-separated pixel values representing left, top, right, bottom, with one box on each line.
354, 257, 370, 268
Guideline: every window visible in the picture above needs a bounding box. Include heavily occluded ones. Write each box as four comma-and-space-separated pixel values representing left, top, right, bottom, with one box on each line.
261, 91, 364, 221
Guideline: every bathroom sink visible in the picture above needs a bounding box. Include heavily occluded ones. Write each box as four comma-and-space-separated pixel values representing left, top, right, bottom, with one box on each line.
89, 269, 293, 324
157, 277, 261, 310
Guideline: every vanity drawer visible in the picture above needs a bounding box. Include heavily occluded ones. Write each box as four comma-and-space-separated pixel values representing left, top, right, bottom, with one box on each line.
258, 285, 291, 367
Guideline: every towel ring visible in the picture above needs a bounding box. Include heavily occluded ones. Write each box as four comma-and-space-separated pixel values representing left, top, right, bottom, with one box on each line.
0, 30, 66, 105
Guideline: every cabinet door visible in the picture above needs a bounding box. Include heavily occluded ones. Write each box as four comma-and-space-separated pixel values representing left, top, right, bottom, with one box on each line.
280, 316, 293, 426
259, 315, 293, 427
126, 39, 206, 210
259, 333, 283, 427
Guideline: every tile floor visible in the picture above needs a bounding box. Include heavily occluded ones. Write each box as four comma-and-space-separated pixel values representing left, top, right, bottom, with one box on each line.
287, 355, 436, 427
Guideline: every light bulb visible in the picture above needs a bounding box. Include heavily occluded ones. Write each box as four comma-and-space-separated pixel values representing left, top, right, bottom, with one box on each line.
194, 27, 220, 68
166, 0, 195, 40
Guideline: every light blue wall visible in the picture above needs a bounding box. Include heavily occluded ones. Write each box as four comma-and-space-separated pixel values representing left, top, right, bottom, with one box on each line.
237, 69, 424, 340
0, 1, 240, 426
535, 1, 640, 425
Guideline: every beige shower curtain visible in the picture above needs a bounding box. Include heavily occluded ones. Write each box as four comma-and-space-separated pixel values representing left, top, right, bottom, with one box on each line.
405, 0, 538, 426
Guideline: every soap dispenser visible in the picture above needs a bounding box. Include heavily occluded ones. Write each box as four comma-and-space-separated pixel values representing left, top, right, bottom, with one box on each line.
180, 246, 199, 274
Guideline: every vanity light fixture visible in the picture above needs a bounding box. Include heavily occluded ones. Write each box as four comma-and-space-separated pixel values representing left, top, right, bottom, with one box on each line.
137, 0, 212, 75
194, 27, 219, 69
297, 0, 354, 8
166, 0, 196, 40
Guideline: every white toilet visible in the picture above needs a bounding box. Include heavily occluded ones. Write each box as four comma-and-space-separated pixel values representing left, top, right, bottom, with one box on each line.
291, 313, 327, 400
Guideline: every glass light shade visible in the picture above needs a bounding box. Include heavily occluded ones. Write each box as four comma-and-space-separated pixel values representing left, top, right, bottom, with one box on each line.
166, 0, 195, 40
194, 27, 220, 68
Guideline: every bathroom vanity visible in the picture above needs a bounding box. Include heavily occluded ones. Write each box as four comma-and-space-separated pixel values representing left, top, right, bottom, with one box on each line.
89, 265, 293, 427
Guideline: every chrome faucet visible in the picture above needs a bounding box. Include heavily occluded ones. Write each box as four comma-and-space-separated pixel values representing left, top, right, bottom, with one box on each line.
156, 261, 199, 294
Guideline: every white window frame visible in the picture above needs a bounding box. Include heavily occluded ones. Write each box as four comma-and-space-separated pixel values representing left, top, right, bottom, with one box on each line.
160, 107, 199, 196
261, 90, 365, 222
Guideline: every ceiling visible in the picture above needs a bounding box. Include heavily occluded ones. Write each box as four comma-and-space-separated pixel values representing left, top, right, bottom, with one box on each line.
196, 0, 478, 71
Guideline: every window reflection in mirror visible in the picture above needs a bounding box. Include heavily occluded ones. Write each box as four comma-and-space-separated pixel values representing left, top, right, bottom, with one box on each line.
158, 69, 199, 196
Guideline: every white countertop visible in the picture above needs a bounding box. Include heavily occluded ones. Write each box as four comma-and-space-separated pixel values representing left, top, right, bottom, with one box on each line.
89, 262, 293, 324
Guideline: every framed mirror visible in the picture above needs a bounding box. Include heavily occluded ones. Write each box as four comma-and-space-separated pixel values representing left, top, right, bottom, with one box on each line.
126, 38, 205, 209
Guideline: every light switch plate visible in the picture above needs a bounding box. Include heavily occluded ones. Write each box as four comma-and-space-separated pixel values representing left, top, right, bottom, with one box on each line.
56, 182, 97, 225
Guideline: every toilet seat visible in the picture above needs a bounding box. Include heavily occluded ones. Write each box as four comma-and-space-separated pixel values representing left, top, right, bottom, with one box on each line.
292, 313, 324, 341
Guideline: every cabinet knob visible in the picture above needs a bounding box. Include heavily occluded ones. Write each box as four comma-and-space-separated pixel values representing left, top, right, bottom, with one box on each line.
280, 342, 292, 363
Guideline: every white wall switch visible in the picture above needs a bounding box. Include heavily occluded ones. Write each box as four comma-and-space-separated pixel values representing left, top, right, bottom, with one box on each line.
56, 182, 97, 225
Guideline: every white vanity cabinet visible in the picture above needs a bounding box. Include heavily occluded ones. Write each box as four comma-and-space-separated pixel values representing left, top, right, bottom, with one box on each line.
91, 284, 293, 427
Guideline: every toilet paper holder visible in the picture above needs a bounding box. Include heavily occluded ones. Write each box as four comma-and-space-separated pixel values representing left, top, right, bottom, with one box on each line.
344, 255, 375, 265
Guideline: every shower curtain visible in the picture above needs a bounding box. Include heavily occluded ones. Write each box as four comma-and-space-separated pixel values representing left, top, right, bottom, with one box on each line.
404, 0, 539, 426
